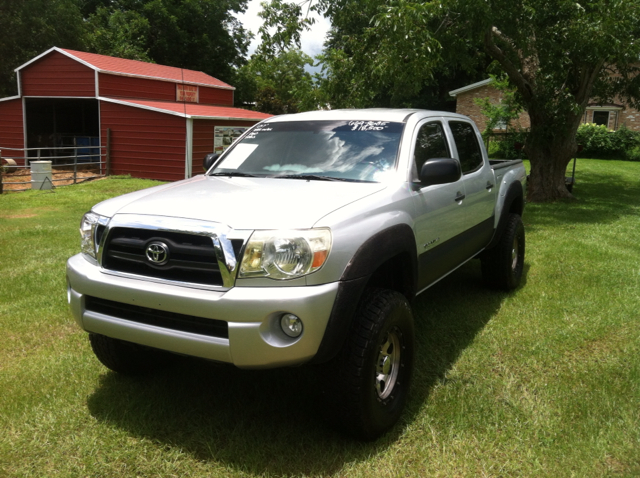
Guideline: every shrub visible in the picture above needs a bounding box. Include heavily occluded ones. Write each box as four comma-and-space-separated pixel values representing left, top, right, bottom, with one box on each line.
627, 146, 640, 162
576, 124, 640, 161
486, 131, 528, 159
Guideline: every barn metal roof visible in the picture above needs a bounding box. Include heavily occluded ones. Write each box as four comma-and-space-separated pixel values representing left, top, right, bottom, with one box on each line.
100, 97, 272, 121
16, 47, 234, 90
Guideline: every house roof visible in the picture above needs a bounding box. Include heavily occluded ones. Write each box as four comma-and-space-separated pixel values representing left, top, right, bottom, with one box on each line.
100, 97, 272, 121
17, 47, 234, 90
449, 78, 493, 97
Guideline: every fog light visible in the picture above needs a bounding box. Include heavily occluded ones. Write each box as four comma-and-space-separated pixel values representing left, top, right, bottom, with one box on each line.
280, 313, 303, 338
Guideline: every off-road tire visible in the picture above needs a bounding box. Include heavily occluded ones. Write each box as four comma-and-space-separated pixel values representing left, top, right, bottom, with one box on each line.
89, 333, 174, 375
481, 213, 525, 290
326, 288, 415, 440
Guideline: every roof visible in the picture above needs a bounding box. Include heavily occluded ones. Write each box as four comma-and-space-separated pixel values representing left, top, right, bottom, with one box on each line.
449, 79, 494, 97
17, 47, 233, 90
264, 108, 469, 123
267, 108, 424, 123
100, 97, 272, 121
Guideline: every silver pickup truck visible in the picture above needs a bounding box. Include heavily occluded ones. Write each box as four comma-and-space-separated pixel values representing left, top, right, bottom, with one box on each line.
67, 109, 526, 440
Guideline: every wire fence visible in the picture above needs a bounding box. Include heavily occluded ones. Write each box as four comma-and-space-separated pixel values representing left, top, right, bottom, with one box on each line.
0, 143, 109, 193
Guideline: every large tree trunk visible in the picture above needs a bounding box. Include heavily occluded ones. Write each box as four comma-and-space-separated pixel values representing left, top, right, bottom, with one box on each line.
524, 110, 582, 202
525, 138, 575, 202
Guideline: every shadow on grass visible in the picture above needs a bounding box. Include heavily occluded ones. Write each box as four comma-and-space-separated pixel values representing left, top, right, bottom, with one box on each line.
526, 168, 640, 228
87, 260, 516, 475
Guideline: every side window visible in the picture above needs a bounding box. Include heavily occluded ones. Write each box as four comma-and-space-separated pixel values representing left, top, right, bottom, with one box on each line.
414, 121, 450, 174
449, 121, 483, 174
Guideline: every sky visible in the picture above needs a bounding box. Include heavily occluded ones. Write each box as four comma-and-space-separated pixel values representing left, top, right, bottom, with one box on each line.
234, 0, 332, 58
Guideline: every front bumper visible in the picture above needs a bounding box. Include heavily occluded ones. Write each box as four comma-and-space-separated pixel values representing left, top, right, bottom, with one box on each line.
66, 254, 339, 368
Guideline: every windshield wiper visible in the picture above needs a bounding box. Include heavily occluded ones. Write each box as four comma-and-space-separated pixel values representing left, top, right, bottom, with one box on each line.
210, 171, 259, 178
270, 174, 354, 182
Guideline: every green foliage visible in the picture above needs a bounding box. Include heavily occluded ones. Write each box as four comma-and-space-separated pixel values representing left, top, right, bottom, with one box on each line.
83, 0, 251, 84
236, 49, 319, 114
475, 76, 527, 159
84, 7, 152, 62
486, 131, 528, 160
315, 0, 487, 109
576, 124, 640, 161
254, 0, 315, 59
252, 0, 487, 110
474, 77, 524, 134
0, 0, 86, 96
237, 1, 324, 114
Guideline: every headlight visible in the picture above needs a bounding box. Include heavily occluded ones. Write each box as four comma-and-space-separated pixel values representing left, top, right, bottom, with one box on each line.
239, 229, 332, 280
80, 212, 107, 261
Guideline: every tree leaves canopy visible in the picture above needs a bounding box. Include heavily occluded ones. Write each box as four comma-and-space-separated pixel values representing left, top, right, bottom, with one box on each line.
83, 0, 252, 83
235, 49, 318, 114
0, 0, 85, 96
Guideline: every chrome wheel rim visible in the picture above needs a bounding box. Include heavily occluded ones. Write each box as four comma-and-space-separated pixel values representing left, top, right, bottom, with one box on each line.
375, 328, 401, 399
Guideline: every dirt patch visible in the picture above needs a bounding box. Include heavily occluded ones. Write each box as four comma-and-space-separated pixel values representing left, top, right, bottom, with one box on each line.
1, 167, 104, 192
2, 213, 38, 219
0, 206, 57, 219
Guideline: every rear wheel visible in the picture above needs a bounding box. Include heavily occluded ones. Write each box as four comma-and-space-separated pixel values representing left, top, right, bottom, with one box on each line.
326, 288, 415, 440
89, 333, 174, 375
481, 213, 525, 290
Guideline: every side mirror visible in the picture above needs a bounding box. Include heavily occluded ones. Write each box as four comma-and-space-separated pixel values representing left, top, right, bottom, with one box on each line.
419, 158, 461, 186
203, 153, 220, 171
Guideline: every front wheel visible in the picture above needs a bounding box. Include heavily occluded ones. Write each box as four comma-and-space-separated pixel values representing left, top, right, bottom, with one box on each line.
326, 288, 415, 440
481, 213, 525, 290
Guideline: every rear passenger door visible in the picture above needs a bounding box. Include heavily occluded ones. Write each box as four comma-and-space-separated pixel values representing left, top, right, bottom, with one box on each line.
448, 120, 496, 253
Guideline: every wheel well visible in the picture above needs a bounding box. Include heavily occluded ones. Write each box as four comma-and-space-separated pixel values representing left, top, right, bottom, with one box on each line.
509, 194, 524, 217
366, 252, 415, 301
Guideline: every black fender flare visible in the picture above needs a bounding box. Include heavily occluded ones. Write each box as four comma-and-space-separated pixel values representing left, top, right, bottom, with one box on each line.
311, 224, 418, 364
486, 181, 524, 251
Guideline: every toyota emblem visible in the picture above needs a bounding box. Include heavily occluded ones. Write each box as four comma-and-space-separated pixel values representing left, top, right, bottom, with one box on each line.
146, 241, 169, 265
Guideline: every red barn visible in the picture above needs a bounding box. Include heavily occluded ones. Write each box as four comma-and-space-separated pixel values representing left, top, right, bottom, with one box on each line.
0, 47, 271, 181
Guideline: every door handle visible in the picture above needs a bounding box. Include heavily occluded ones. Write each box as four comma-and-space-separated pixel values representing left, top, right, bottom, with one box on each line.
455, 192, 466, 202
486, 182, 494, 190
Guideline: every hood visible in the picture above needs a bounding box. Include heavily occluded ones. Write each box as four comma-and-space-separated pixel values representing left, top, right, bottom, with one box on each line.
93, 175, 387, 230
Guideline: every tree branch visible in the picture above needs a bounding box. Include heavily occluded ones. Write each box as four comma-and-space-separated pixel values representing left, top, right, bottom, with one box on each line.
575, 59, 605, 106
483, 27, 534, 104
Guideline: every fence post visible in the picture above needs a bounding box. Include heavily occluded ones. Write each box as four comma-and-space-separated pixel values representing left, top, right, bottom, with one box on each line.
106, 128, 111, 176
74, 141, 78, 184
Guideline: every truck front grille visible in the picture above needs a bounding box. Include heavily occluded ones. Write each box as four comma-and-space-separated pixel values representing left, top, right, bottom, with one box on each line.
101, 227, 224, 286
85, 296, 229, 338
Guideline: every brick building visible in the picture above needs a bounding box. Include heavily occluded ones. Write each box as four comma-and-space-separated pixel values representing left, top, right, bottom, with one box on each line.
449, 78, 640, 133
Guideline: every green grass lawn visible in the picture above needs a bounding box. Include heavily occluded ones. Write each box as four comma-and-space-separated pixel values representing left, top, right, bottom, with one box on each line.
1, 161, 639, 477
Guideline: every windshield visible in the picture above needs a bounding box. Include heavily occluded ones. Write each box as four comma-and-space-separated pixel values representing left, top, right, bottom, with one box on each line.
210, 120, 404, 182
